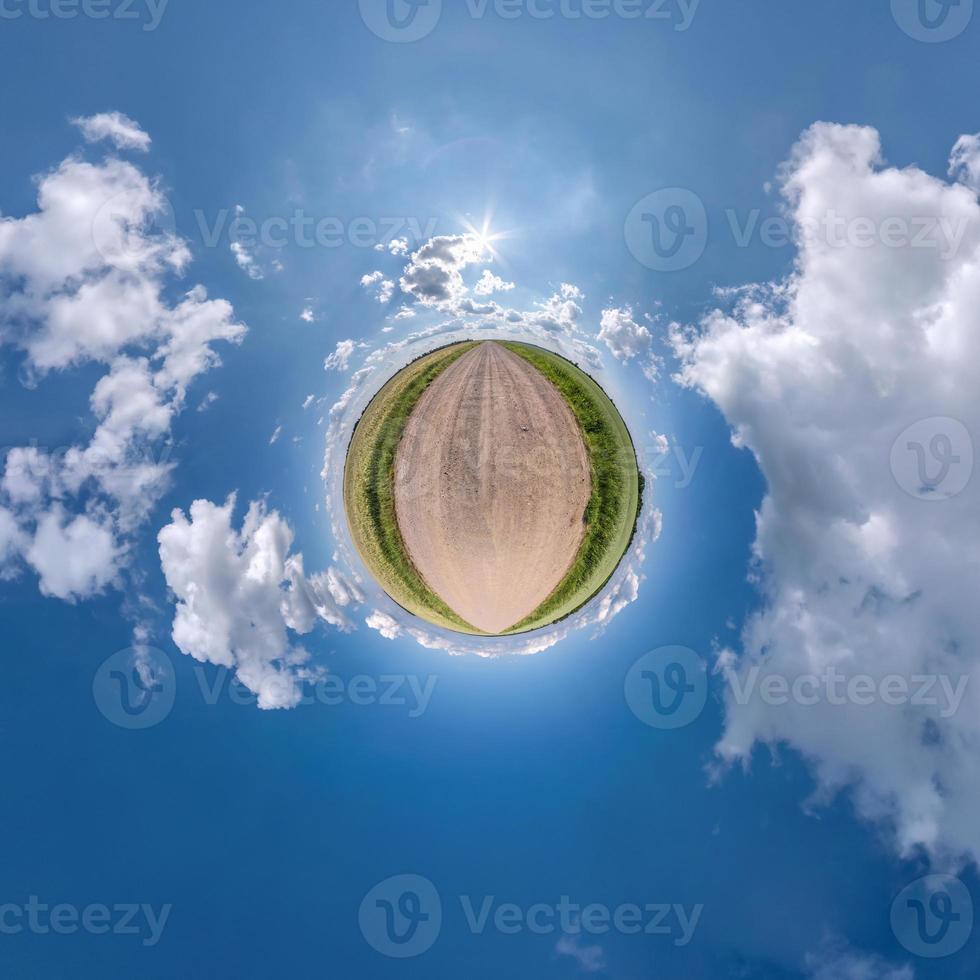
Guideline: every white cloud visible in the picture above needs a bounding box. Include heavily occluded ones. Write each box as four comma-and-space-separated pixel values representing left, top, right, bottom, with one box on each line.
318, 566, 365, 609
599, 306, 661, 380
360, 270, 394, 304
0, 507, 27, 579
555, 934, 605, 973
528, 283, 585, 335
269, 425, 282, 446
365, 610, 403, 640
375, 237, 409, 256
399, 234, 488, 307
197, 391, 218, 412
26, 508, 120, 601
300, 306, 316, 323
474, 269, 515, 296
71, 112, 151, 152
0, 117, 244, 602
805, 940, 913, 980
674, 122, 980, 863
325, 339, 356, 371
231, 240, 263, 280
158, 496, 352, 710
949, 132, 980, 193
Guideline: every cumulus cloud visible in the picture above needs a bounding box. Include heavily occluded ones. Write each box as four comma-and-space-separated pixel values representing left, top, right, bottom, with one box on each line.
474, 269, 515, 296
804, 940, 913, 980
361, 270, 395, 304
231, 240, 263, 280
375, 237, 409, 256
0, 509, 26, 578
523, 283, 585, 336
555, 934, 605, 973
158, 496, 354, 709
71, 112, 151, 152
949, 132, 980, 193
325, 339, 356, 371
0, 116, 244, 601
229, 208, 264, 280
674, 122, 980, 863
358, 234, 604, 367
392, 305, 416, 321
26, 508, 120, 601
599, 306, 661, 380
365, 610, 403, 640
399, 234, 488, 307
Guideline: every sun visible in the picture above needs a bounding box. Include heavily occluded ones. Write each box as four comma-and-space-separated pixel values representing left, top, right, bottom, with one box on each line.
458, 212, 515, 263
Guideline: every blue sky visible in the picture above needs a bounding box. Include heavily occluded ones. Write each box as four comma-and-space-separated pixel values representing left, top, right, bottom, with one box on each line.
1, 0, 980, 977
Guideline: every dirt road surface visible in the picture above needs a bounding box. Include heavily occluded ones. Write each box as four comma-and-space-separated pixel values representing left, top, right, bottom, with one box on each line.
393, 342, 591, 634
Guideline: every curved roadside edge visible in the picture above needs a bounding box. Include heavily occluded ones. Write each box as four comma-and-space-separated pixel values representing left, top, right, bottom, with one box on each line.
499, 342, 644, 635
343, 341, 484, 635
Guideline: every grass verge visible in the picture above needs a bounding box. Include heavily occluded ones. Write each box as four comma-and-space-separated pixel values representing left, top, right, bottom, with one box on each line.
499, 342, 643, 634
343, 342, 483, 634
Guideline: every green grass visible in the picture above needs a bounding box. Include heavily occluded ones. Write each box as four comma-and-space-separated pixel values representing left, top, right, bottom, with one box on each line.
499, 342, 643, 634
343, 342, 484, 634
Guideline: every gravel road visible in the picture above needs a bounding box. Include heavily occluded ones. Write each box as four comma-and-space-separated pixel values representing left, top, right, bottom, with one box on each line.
393, 341, 591, 634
